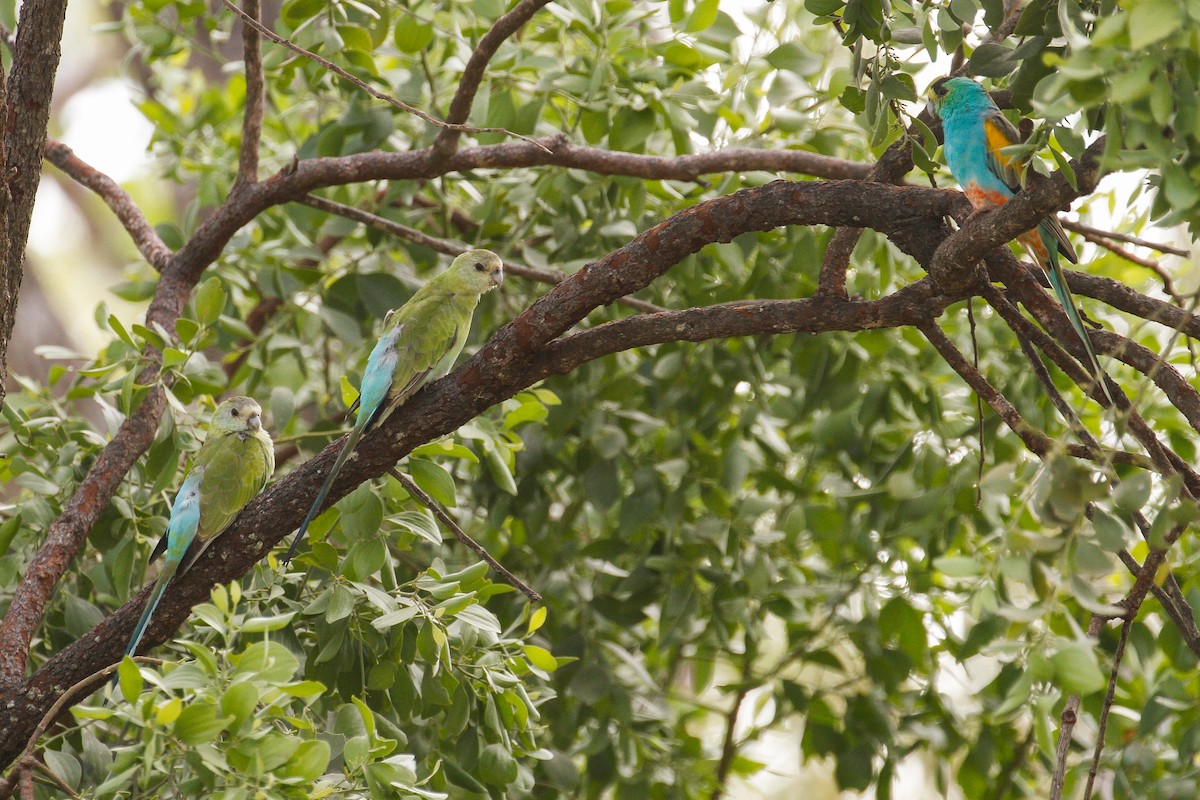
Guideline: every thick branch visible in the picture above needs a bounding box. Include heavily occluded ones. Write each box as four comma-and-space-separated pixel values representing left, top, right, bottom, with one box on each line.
0, 178, 961, 766
0, 0, 69, 405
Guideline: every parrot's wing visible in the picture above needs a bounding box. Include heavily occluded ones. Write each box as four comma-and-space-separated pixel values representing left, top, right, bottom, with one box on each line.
981, 110, 1024, 193
178, 431, 273, 572
372, 307, 466, 429
984, 110, 1078, 264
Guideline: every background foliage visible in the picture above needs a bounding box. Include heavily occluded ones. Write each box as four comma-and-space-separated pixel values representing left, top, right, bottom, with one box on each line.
1, 0, 1198, 797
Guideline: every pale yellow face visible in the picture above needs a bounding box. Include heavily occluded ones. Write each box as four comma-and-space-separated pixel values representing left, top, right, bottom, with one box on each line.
212, 396, 263, 433
449, 248, 504, 294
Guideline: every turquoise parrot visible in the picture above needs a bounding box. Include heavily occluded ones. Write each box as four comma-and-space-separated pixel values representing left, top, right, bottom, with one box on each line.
930, 76, 1114, 405
282, 249, 504, 564
124, 396, 275, 658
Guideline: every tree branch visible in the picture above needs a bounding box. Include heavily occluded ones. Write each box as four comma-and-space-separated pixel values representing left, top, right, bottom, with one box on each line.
0, 177, 962, 766
42, 138, 173, 272
221, 0, 549, 151
234, 0, 264, 188
295, 193, 665, 313
430, 0, 552, 159
0, 0, 69, 406
1061, 219, 1190, 258
387, 468, 541, 602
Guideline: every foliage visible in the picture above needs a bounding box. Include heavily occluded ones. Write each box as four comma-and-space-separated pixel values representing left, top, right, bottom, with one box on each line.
1, 0, 1199, 798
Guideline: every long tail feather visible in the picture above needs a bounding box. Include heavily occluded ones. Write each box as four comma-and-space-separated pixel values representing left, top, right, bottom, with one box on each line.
123, 560, 179, 660
1045, 261, 1117, 406
282, 421, 367, 564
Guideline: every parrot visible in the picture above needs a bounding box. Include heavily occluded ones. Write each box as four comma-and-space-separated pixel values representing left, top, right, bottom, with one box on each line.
929, 76, 1115, 406
282, 248, 504, 565
124, 396, 275, 659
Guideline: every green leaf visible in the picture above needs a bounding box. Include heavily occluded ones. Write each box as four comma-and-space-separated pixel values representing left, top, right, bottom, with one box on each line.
174, 703, 233, 745
193, 276, 226, 326
483, 444, 518, 496
278, 740, 331, 782
524, 644, 558, 671
968, 42, 1018, 77
394, 17, 434, 53
410, 458, 457, 508
1129, 0, 1182, 48
117, 657, 143, 699
686, 0, 719, 31
805, 0, 843, 15
1113, 473, 1152, 513
1050, 644, 1107, 695
479, 743, 519, 785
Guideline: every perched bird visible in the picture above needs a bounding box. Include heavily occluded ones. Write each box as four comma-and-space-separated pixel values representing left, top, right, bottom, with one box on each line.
930, 76, 1114, 405
282, 249, 504, 564
124, 396, 275, 659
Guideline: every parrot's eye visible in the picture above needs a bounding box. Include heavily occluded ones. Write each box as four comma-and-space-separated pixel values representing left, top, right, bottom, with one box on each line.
932, 79, 948, 97
230, 408, 239, 417
474, 262, 485, 272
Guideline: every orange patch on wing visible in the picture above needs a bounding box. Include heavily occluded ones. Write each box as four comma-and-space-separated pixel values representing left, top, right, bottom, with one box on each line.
964, 184, 1008, 211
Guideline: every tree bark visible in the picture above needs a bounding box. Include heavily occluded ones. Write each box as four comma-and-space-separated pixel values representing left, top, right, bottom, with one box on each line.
0, 1, 71, 407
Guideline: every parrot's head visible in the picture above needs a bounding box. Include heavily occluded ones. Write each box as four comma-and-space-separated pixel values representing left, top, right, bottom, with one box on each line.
212, 396, 264, 434
448, 249, 504, 294
928, 76, 991, 121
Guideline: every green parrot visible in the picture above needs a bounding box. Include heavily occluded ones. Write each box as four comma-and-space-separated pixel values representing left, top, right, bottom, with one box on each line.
283, 249, 504, 564
124, 396, 275, 658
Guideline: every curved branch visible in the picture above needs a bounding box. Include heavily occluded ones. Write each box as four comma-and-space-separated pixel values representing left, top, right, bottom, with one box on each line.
1069, 271, 1200, 339
43, 138, 173, 272
929, 138, 1106, 292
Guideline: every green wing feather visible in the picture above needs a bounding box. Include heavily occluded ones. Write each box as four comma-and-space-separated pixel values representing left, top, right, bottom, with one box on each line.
372, 291, 475, 429
181, 429, 274, 570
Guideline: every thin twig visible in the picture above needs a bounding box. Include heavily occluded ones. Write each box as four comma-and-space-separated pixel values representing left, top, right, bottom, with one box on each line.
234, 0, 264, 187
710, 658, 753, 800
221, 0, 550, 152
387, 468, 541, 602
1084, 616, 1133, 800
1061, 219, 1190, 258
30, 759, 79, 799
295, 193, 666, 314
0, 663, 115, 799
917, 319, 1150, 469
1049, 614, 1105, 800
967, 298, 985, 506
42, 138, 173, 272
431, 0, 552, 158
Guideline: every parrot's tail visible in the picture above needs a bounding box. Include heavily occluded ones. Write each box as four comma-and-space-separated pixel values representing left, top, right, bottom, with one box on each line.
282, 423, 365, 565
117, 561, 179, 687
1045, 263, 1116, 407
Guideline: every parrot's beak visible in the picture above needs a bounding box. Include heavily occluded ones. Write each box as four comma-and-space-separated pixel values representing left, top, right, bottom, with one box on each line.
492, 269, 504, 287
248, 413, 262, 431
